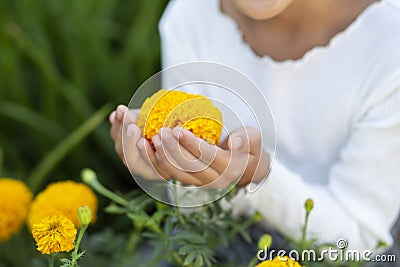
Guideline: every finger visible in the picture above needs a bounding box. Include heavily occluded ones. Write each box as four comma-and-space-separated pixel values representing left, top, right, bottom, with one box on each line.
123, 124, 159, 179
110, 107, 127, 142
120, 123, 140, 162
109, 111, 116, 124
116, 105, 128, 122
110, 112, 119, 142
110, 109, 121, 142
137, 137, 171, 179
172, 127, 231, 172
112, 108, 139, 144
152, 134, 205, 186
123, 109, 140, 125
113, 122, 124, 159
241, 150, 270, 185
158, 128, 214, 172
156, 128, 221, 185
227, 127, 262, 155
228, 152, 253, 186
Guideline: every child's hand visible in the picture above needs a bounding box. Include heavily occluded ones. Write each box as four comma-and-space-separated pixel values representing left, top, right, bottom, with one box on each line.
142, 126, 269, 188
109, 105, 170, 180
110, 105, 269, 188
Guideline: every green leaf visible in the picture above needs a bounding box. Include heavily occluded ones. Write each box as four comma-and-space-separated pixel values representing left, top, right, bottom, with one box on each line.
27, 104, 112, 192
193, 255, 204, 267
132, 197, 154, 211
214, 229, 229, 247
239, 230, 252, 243
76, 250, 86, 259
164, 216, 173, 236
178, 246, 193, 256
150, 210, 168, 224
183, 252, 196, 266
151, 242, 164, 260
141, 231, 158, 239
156, 201, 169, 211
0, 101, 66, 140
173, 231, 207, 245
127, 212, 150, 230
60, 258, 72, 267
203, 255, 213, 267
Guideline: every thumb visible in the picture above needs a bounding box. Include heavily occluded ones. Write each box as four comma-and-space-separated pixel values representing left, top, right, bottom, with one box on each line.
228, 127, 262, 155
229, 134, 244, 150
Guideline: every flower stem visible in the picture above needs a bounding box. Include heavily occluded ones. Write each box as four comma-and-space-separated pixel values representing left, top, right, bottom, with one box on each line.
300, 211, 310, 251
82, 169, 129, 207
71, 224, 88, 267
48, 253, 56, 267
172, 180, 185, 225
248, 255, 259, 267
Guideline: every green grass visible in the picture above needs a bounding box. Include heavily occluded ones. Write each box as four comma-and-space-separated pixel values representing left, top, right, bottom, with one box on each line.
0, 0, 168, 190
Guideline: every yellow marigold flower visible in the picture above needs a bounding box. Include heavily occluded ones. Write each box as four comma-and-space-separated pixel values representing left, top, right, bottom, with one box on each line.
32, 214, 77, 254
28, 180, 98, 228
0, 178, 32, 242
256, 256, 304, 267
137, 89, 223, 145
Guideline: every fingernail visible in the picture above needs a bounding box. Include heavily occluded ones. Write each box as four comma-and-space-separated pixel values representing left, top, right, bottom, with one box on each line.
172, 127, 188, 139
231, 136, 243, 149
116, 112, 122, 121
172, 127, 181, 139
175, 127, 192, 139
152, 135, 161, 147
116, 105, 126, 120
127, 109, 138, 123
159, 127, 171, 139
137, 138, 145, 150
127, 124, 138, 137
181, 128, 192, 137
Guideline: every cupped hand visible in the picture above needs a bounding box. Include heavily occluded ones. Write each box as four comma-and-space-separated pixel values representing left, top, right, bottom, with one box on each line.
141, 126, 270, 189
109, 105, 170, 180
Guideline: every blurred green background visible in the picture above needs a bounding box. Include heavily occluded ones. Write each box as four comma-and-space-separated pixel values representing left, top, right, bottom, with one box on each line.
0, 0, 168, 192
0, 2, 170, 264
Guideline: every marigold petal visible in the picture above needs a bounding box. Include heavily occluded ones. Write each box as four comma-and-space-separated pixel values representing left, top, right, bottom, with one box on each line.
137, 89, 223, 145
27, 180, 98, 229
256, 256, 304, 267
32, 214, 77, 254
0, 178, 32, 242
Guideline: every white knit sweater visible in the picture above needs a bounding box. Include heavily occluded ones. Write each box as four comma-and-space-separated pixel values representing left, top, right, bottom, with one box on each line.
159, 0, 400, 251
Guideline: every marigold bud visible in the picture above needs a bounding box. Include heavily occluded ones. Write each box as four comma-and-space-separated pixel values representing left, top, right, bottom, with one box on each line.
304, 198, 314, 213
81, 168, 97, 185
78, 205, 92, 226
253, 211, 263, 222
258, 234, 273, 250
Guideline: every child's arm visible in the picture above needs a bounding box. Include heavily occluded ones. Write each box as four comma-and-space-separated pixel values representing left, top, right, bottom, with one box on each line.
244, 84, 400, 251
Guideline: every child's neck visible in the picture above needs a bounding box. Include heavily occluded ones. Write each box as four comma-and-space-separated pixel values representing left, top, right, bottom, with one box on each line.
221, 0, 379, 61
